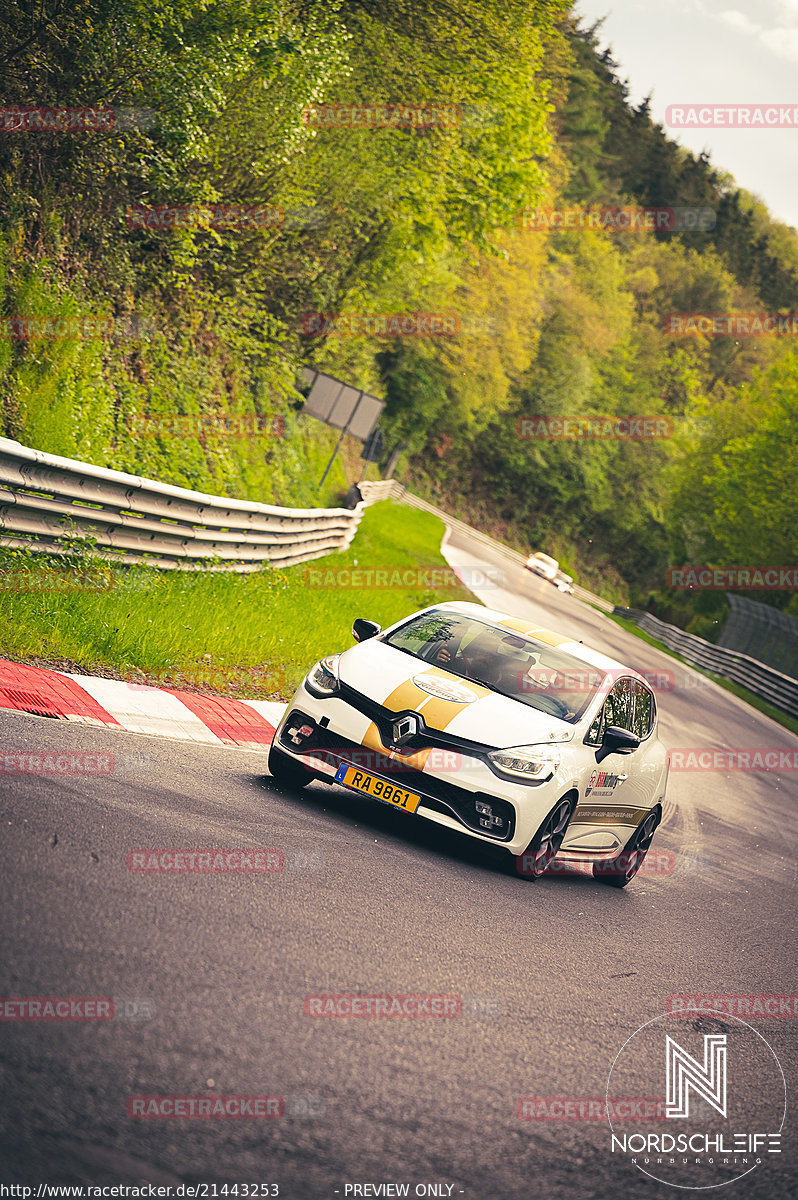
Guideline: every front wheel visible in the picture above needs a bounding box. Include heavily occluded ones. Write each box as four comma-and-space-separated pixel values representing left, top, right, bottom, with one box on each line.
593, 808, 660, 888
517, 796, 575, 880
268, 744, 313, 790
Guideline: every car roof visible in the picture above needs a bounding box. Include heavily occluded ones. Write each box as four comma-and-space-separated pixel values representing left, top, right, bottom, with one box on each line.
432, 601, 648, 683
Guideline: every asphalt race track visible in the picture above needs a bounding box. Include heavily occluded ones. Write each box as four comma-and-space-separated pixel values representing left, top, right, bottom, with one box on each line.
1, 526, 797, 1197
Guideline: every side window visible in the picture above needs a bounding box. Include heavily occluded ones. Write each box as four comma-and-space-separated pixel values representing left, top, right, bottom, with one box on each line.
605, 677, 634, 731
586, 705, 604, 745
632, 681, 655, 738
585, 677, 634, 745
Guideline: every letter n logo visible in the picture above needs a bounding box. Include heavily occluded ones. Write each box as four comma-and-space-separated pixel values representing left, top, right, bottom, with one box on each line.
666, 1034, 727, 1118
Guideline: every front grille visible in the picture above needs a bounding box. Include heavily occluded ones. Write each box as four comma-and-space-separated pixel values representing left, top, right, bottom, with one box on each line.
337, 680, 492, 756
280, 710, 515, 842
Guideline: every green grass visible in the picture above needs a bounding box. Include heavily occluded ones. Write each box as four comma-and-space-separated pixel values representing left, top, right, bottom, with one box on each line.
607, 613, 798, 737
0, 502, 472, 698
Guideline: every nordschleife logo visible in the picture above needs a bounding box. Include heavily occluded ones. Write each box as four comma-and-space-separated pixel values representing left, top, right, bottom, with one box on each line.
666, 1033, 727, 1119
606, 1011, 786, 1189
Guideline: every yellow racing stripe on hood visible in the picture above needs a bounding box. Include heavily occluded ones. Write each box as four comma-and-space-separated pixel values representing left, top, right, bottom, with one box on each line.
382, 666, 492, 734
352, 666, 493, 775
382, 676, 438, 714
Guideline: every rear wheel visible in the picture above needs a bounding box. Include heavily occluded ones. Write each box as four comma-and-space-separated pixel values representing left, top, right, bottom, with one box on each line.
593, 808, 660, 888
268, 744, 313, 790
517, 796, 575, 880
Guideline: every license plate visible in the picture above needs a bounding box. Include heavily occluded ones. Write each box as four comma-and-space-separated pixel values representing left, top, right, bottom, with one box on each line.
334, 762, 421, 813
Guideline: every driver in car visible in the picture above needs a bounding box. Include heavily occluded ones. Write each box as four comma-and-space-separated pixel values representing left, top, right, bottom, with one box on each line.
430, 638, 504, 689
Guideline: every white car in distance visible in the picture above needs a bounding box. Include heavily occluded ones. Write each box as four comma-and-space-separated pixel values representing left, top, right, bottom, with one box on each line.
525, 551, 559, 581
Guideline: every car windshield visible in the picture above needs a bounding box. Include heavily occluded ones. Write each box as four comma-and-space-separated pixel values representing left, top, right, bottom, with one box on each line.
383, 610, 607, 723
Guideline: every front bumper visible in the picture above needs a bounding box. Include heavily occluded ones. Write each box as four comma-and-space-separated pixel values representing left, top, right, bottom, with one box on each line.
273, 681, 573, 855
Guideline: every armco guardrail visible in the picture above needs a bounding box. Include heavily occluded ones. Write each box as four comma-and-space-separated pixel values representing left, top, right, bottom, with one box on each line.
0, 438, 616, 600
617, 607, 798, 719
3, 439, 791, 715
360, 481, 615, 614
719, 592, 798, 679
0, 437, 370, 570
355, 479, 401, 506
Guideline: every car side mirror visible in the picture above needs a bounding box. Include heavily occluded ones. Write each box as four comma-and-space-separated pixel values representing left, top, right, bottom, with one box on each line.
352, 618, 382, 643
595, 725, 640, 764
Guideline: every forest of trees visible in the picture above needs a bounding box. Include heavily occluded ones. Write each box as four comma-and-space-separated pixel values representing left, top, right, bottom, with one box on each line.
1, 0, 795, 632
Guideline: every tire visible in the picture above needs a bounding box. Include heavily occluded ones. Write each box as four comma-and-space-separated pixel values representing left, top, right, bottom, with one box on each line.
593, 808, 660, 888
268, 743, 313, 790
517, 795, 575, 880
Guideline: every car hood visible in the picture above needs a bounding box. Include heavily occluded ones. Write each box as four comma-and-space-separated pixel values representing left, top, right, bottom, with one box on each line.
337, 640, 575, 749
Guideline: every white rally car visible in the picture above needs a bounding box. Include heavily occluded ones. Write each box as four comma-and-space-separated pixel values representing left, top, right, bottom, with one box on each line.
269, 602, 669, 887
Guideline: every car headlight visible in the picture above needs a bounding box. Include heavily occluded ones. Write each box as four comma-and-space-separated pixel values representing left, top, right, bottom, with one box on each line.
305, 654, 341, 697
487, 744, 559, 782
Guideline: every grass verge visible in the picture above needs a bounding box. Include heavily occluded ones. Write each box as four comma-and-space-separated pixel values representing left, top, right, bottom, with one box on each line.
0, 502, 472, 699
607, 613, 798, 737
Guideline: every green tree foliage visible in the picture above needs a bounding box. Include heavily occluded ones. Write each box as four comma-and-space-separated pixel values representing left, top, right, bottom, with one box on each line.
402, 16, 797, 620
0, 1, 795, 628
668, 352, 798, 574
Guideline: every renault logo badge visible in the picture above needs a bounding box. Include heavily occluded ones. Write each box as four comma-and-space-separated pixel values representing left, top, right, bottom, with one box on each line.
391, 714, 418, 746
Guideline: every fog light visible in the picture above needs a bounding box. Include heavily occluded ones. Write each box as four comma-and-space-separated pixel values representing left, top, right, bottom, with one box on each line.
475, 800, 505, 829
287, 722, 315, 745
